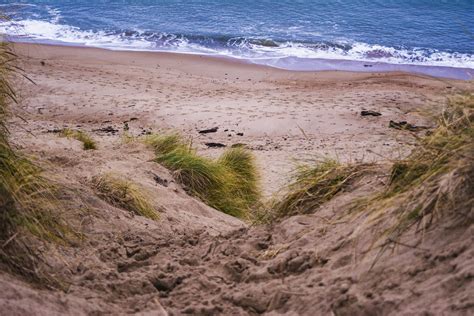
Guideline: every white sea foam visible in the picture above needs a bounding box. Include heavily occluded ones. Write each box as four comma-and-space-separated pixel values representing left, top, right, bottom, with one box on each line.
1, 18, 473, 69
0, 19, 154, 50
46, 6, 62, 24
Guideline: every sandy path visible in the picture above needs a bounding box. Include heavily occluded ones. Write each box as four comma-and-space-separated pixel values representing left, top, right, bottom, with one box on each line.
12, 43, 471, 195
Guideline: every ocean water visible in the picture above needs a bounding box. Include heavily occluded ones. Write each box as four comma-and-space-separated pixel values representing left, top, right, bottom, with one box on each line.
0, 0, 473, 77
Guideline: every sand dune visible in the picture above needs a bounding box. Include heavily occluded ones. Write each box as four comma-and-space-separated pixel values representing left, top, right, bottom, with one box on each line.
2, 43, 473, 315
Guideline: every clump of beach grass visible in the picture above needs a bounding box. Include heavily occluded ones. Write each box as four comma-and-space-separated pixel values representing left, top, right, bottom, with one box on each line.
384, 94, 472, 226
145, 134, 260, 218
121, 131, 136, 144
0, 41, 71, 285
387, 93, 473, 197
271, 159, 373, 219
145, 133, 186, 154
219, 147, 260, 207
91, 173, 159, 220
348, 93, 474, 267
59, 128, 97, 150
271, 94, 472, 228
0, 146, 68, 241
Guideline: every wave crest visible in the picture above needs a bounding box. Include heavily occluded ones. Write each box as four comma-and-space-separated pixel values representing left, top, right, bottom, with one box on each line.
0, 18, 473, 69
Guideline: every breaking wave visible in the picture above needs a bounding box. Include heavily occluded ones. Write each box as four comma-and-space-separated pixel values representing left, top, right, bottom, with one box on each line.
1, 17, 473, 70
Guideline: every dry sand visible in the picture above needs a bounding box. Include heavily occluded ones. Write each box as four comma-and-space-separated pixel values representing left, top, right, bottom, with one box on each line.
2, 43, 473, 315
11, 43, 471, 195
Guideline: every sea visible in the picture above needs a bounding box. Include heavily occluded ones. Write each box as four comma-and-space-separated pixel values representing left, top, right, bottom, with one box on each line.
0, 0, 473, 79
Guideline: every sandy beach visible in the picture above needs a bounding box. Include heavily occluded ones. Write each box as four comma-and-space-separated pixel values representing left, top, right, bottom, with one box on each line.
1, 42, 473, 315
12, 43, 471, 195
2, 1, 473, 313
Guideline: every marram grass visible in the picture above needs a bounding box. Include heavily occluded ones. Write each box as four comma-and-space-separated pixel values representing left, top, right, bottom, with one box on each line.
387, 93, 473, 197
219, 147, 260, 207
0, 141, 70, 242
383, 93, 473, 227
146, 133, 184, 155
267, 94, 473, 236
347, 93, 474, 267
146, 134, 260, 218
0, 41, 71, 285
92, 173, 159, 220
272, 159, 373, 219
60, 128, 97, 150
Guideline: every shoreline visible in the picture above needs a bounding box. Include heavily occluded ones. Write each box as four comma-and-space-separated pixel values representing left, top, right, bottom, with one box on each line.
10, 39, 474, 81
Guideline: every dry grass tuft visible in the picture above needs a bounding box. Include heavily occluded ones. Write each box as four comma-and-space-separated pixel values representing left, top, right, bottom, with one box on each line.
0, 147, 69, 242
382, 94, 473, 222
267, 94, 472, 250
146, 133, 185, 155
271, 160, 374, 219
348, 93, 474, 267
219, 147, 260, 207
92, 173, 159, 220
387, 94, 473, 196
121, 132, 136, 144
59, 128, 97, 150
146, 134, 260, 218
0, 41, 71, 285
